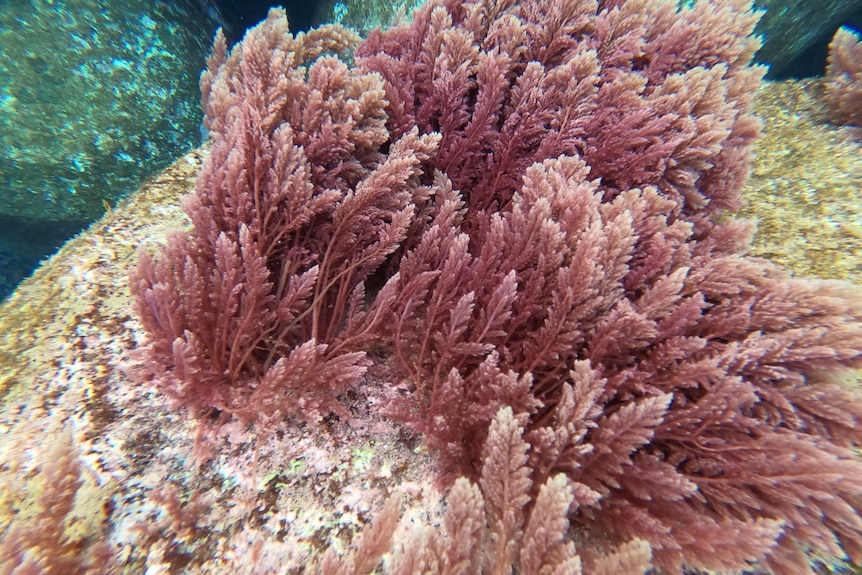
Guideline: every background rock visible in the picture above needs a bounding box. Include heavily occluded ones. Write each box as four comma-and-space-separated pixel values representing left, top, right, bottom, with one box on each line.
0, 0, 217, 299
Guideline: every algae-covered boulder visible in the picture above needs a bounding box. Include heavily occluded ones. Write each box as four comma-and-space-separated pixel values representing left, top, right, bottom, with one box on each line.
741, 80, 862, 282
